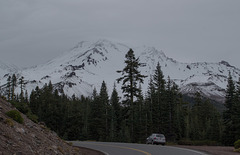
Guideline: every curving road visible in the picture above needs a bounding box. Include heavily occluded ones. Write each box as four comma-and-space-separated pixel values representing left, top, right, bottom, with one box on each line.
72, 141, 208, 155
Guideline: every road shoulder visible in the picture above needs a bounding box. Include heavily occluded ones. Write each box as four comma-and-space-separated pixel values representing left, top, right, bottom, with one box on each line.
174, 145, 239, 155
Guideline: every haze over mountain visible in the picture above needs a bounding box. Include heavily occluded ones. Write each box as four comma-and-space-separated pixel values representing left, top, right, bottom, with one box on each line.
1, 39, 240, 103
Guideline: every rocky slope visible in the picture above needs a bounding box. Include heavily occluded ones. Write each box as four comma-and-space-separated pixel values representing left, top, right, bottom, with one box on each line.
0, 97, 84, 155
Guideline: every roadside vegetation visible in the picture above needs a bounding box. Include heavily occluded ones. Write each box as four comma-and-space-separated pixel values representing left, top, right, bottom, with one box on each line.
2, 49, 240, 146
234, 139, 240, 152
5, 110, 23, 124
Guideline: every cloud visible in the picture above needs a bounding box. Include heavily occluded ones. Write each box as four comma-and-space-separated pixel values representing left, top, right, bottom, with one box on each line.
0, 0, 240, 68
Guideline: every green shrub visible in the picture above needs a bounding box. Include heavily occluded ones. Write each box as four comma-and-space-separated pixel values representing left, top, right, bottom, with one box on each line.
26, 112, 38, 123
10, 101, 38, 123
6, 110, 24, 124
11, 102, 29, 114
234, 139, 240, 149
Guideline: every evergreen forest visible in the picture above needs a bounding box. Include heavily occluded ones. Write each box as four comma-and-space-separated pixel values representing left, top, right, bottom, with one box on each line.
3, 49, 240, 146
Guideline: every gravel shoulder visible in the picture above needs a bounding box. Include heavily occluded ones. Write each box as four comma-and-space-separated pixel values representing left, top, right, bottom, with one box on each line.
174, 145, 239, 155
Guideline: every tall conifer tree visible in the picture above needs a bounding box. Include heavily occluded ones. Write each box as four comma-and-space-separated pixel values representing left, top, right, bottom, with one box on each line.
152, 62, 166, 133
19, 76, 25, 102
7, 76, 11, 100
110, 83, 121, 141
223, 73, 236, 145
11, 74, 17, 100
234, 78, 240, 140
145, 77, 155, 134
99, 81, 109, 141
117, 48, 147, 141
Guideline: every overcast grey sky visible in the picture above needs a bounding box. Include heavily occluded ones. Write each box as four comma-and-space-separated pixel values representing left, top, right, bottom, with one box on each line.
0, 0, 240, 68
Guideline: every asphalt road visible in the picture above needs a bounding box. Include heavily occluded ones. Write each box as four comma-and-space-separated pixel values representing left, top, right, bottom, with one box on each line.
72, 141, 208, 155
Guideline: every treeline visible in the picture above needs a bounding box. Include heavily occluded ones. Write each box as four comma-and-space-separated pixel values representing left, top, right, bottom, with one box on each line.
3, 49, 240, 145
26, 75, 222, 143
3, 74, 28, 102
222, 73, 240, 145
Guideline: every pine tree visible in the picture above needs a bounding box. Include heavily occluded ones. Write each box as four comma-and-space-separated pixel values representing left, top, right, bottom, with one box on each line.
82, 96, 90, 140
187, 92, 222, 141
174, 94, 187, 140
92, 87, 97, 99
19, 76, 25, 102
117, 48, 147, 140
110, 83, 121, 141
207, 108, 221, 142
134, 84, 145, 143
152, 62, 166, 134
11, 74, 17, 101
29, 86, 41, 116
89, 87, 104, 141
165, 76, 179, 141
24, 90, 28, 103
223, 73, 236, 145
234, 78, 240, 140
7, 76, 11, 100
99, 81, 109, 141
145, 77, 155, 135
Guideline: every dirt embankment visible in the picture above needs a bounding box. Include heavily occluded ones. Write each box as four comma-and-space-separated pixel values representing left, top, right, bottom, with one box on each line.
0, 98, 100, 155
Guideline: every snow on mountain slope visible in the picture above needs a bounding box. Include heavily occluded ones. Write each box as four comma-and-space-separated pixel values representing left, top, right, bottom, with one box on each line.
1, 39, 240, 103
0, 61, 19, 88
137, 46, 240, 101
0, 61, 18, 77
17, 39, 129, 97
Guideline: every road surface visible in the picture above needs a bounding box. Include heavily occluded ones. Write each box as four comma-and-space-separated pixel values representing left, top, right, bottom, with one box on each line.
72, 141, 208, 155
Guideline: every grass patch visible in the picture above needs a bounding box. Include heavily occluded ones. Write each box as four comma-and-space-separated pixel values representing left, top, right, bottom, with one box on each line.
234, 148, 240, 153
4, 118, 14, 127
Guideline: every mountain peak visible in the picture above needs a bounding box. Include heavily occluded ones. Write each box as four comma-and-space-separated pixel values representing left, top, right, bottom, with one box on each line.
219, 60, 233, 67
1, 40, 239, 104
72, 39, 127, 50
94, 39, 115, 45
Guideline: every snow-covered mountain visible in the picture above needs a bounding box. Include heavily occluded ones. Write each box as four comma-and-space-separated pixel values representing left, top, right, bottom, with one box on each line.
0, 61, 19, 87
0, 61, 18, 77
1, 39, 240, 103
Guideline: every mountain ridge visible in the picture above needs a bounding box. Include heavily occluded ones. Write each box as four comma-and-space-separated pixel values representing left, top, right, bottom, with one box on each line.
0, 60, 19, 78
0, 39, 239, 103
